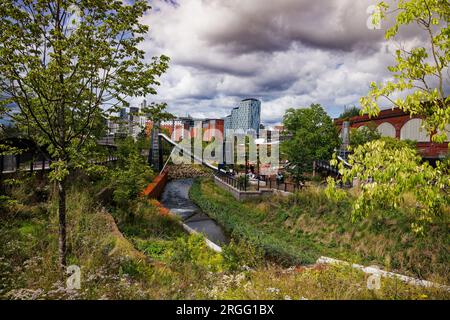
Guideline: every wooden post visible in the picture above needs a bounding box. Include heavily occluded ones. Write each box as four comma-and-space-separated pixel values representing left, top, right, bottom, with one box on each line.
15, 155, 20, 172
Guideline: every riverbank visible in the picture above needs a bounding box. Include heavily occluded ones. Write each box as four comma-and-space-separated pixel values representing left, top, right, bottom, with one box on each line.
1, 173, 448, 299
160, 178, 229, 246
189, 177, 450, 285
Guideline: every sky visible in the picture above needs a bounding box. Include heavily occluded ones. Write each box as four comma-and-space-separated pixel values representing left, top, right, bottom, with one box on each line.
134, 0, 431, 125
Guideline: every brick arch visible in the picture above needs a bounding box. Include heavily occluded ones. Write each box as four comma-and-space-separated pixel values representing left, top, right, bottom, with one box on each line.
334, 108, 448, 158
400, 118, 430, 142
377, 122, 396, 137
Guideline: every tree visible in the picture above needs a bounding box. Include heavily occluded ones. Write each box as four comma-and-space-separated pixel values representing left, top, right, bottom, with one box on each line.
282, 104, 340, 182
329, 0, 450, 233
349, 124, 381, 149
337, 106, 361, 120
360, 0, 450, 143
327, 137, 449, 234
0, 0, 169, 269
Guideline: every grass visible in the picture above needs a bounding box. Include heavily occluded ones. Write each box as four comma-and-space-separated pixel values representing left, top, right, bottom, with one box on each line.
1, 172, 448, 299
189, 177, 450, 285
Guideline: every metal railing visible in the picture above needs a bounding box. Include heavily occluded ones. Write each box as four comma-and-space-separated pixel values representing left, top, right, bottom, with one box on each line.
215, 172, 247, 191
1, 155, 117, 174
215, 172, 305, 194
264, 177, 304, 193
316, 160, 340, 174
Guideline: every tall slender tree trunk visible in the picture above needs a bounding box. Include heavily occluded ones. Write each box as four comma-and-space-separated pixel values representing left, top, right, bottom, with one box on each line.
58, 175, 67, 270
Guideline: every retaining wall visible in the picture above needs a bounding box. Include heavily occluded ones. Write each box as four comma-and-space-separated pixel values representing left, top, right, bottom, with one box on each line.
214, 176, 274, 200
142, 169, 169, 199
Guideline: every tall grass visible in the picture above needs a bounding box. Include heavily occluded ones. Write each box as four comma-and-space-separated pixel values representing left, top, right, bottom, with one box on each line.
190, 177, 450, 284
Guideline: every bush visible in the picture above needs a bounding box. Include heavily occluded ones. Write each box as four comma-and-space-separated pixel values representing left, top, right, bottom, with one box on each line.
166, 234, 224, 272
109, 137, 154, 209
222, 240, 264, 271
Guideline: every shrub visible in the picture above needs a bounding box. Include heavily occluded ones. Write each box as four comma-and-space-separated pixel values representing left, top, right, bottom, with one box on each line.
166, 234, 224, 272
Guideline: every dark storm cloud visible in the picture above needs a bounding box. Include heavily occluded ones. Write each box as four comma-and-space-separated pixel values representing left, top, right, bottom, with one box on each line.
201, 0, 385, 54
140, 0, 434, 123
177, 59, 258, 77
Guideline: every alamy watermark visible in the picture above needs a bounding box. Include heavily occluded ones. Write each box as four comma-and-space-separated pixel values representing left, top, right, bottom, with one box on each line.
366, 266, 381, 290
168, 127, 280, 175
66, 265, 81, 290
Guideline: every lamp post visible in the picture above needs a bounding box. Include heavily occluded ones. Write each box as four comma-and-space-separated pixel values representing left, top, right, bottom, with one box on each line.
255, 138, 265, 191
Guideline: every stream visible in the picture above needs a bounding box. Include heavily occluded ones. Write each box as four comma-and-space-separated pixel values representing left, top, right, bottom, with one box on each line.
160, 178, 230, 246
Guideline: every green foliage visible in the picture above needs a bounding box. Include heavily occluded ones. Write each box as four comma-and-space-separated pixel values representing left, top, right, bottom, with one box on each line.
166, 234, 224, 272
0, 195, 18, 214
337, 106, 362, 120
361, 0, 450, 143
282, 104, 340, 181
141, 102, 175, 124
328, 137, 450, 234
236, 174, 249, 186
193, 178, 449, 282
0, 0, 169, 174
0, 0, 169, 267
222, 240, 263, 271
110, 137, 154, 208
1, 173, 448, 299
190, 178, 323, 265
349, 124, 382, 149
351, 0, 450, 234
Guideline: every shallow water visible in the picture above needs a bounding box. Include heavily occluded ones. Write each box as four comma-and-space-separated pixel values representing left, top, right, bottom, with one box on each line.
160, 178, 229, 246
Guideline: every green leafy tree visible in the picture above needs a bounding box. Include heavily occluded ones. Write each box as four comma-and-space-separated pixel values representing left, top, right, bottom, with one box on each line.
142, 102, 175, 124
282, 104, 340, 182
361, 0, 450, 143
328, 0, 450, 234
111, 136, 154, 211
349, 124, 382, 149
338, 106, 361, 120
0, 0, 169, 269
327, 137, 449, 234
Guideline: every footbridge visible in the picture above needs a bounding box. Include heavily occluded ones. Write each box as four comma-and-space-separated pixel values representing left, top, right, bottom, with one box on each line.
148, 123, 221, 173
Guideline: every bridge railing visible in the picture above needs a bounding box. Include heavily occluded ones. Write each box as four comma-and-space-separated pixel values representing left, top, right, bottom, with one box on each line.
315, 160, 340, 174
264, 177, 304, 193
1, 155, 117, 175
215, 172, 247, 191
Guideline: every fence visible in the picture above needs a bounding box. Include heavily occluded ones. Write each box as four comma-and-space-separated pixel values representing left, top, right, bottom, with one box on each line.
315, 160, 340, 175
0, 154, 117, 175
215, 172, 247, 191
264, 177, 304, 193
215, 172, 304, 193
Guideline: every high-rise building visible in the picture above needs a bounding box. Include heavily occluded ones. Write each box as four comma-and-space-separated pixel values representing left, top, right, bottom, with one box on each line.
129, 106, 141, 138
224, 98, 261, 136
224, 115, 232, 134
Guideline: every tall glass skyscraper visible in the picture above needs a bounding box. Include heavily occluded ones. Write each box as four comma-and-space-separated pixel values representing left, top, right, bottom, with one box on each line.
224, 98, 261, 135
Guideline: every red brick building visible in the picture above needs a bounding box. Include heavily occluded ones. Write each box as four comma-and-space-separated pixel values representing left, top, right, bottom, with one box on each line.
146, 118, 225, 142
334, 108, 449, 159
202, 119, 224, 142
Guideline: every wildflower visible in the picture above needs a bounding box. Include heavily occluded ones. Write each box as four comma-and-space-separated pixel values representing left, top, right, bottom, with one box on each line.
267, 287, 280, 294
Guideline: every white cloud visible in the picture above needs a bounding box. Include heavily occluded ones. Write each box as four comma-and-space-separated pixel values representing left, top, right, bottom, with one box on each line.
135, 0, 428, 124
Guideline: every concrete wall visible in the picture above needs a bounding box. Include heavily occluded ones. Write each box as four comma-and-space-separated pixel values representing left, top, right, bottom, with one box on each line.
142, 169, 169, 199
